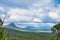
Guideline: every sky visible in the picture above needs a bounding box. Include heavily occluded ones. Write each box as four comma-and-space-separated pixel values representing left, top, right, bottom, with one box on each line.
0, 0, 60, 29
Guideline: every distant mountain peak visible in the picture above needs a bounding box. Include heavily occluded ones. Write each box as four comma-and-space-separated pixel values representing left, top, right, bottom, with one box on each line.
5, 23, 20, 29
7, 23, 16, 27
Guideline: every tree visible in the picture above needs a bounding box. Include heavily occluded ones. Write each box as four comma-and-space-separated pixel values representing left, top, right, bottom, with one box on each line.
0, 18, 3, 40
0, 8, 8, 40
1, 29, 7, 40
0, 18, 2, 22
53, 24, 60, 40
0, 18, 3, 26
53, 24, 60, 31
0, 18, 7, 40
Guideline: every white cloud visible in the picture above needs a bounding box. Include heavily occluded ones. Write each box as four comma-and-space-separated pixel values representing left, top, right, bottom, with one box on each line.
15, 22, 55, 28
1, 0, 54, 23
46, 23, 55, 27
3, 22, 10, 26
48, 6, 60, 22
8, 8, 29, 15
48, 11, 59, 19
1, 0, 60, 26
0, 7, 6, 20
33, 18, 42, 22
5, 8, 33, 22
0, 7, 5, 11
4, 7, 43, 22
28, 0, 54, 20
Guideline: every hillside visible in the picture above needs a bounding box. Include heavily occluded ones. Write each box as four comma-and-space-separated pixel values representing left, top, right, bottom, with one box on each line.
4, 23, 52, 33
3, 27, 57, 40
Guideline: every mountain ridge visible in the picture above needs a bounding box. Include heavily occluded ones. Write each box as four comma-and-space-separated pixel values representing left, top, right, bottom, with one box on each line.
4, 23, 52, 33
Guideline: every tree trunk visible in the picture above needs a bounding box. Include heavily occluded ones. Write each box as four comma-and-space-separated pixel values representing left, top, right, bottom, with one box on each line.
0, 27, 3, 40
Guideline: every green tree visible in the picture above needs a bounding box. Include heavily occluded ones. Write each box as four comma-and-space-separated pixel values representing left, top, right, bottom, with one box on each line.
1, 29, 7, 40
53, 24, 60, 31
0, 18, 2, 22
53, 24, 60, 40
0, 18, 3, 26
0, 18, 7, 40
0, 18, 3, 40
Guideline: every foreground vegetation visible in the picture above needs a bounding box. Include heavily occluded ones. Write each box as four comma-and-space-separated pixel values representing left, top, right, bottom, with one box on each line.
0, 26, 60, 40
0, 27, 7, 40
0, 27, 59, 40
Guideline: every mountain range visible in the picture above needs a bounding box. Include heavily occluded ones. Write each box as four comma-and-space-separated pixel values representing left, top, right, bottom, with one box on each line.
4, 23, 52, 32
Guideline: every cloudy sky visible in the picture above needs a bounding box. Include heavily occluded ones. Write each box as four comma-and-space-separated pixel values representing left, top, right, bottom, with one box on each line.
0, 0, 60, 29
